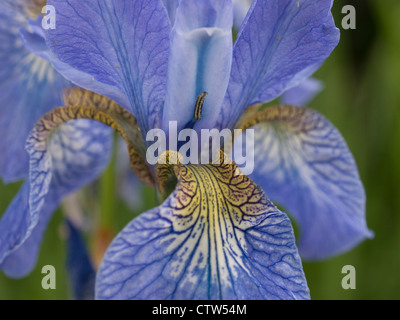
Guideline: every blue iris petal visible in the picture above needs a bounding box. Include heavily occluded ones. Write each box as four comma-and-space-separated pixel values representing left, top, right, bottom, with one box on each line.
96, 161, 310, 300
20, 16, 132, 116
242, 107, 373, 260
162, 0, 233, 134
44, 0, 171, 134
96, 204, 309, 300
0, 120, 112, 277
0, 182, 59, 278
217, 0, 340, 130
0, 1, 70, 182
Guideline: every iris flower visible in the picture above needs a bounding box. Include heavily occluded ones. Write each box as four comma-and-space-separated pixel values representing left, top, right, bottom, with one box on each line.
0, 0, 372, 300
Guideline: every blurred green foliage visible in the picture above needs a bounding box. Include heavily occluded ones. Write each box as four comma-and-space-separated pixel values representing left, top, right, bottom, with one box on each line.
0, 0, 399, 299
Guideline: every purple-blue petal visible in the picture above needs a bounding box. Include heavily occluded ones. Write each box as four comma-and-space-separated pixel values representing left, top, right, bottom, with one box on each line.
217, 0, 340, 130
96, 200, 309, 300
96, 158, 309, 300
0, 120, 112, 277
44, 0, 171, 134
0, 182, 59, 278
241, 106, 373, 260
162, 0, 233, 133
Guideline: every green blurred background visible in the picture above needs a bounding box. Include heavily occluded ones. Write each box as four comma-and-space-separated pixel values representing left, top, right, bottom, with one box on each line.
0, 0, 399, 299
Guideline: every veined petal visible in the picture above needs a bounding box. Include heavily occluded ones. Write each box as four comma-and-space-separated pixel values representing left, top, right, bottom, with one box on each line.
237, 105, 373, 260
20, 17, 131, 113
162, 0, 233, 133
0, 119, 112, 277
281, 78, 323, 106
0, 1, 70, 182
96, 151, 309, 300
0, 182, 58, 278
44, 0, 171, 134
217, 0, 340, 130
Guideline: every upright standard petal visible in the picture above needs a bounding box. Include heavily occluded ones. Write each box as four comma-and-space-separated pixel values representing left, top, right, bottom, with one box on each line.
96, 151, 309, 300
0, 1, 70, 182
237, 105, 373, 260
44, 0, 171, 134
218, 0, 340, 130
0, 119, 112, 277
162, 0, 233, 133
